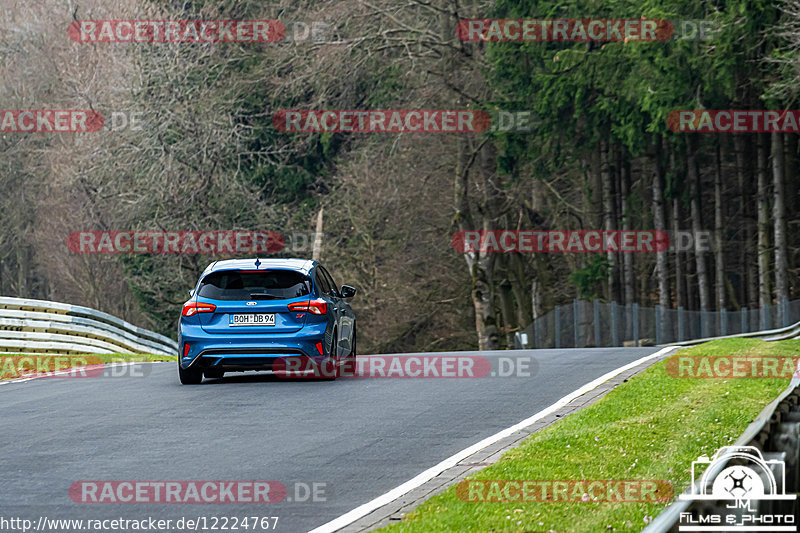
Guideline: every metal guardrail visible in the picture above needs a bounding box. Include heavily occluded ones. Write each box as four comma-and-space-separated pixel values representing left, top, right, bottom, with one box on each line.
514, 299, 800, 349
514, 309, 800, 350
643, 373, 800, 532
0, 296, 177, 357
666, 318, 800, 346
645, 319, 800, 531
514, 303, 800, 531
640, 315, 800, 531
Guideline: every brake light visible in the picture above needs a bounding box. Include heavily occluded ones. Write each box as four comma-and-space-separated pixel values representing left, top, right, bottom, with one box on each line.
182, 301, 216, 317
287, 299, 328, 315
287, 301, 306, 312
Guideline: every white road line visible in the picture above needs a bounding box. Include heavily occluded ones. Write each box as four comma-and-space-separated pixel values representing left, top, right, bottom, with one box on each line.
307, 346, 676, 533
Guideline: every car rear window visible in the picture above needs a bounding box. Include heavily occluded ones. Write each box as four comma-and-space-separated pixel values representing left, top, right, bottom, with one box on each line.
197, 270, 312, 301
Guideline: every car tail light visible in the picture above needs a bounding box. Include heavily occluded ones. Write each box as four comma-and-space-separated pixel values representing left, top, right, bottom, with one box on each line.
315, 342, 324, 355
182, 301, 216, 317
183, 343, 191, 358
287, 299, 328, 315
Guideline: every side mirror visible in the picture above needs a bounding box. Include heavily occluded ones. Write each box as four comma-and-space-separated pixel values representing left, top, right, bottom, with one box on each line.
340, 285, 357, 298
188, 289, 195, 298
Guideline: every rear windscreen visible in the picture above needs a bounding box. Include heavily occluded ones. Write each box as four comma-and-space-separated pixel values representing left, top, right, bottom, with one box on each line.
197, 270, 312, 301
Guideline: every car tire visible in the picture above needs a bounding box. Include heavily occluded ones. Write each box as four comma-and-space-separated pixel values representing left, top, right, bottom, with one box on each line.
178, 363, 203, 385
348, 327, 357, 359
319, 330, 339, 381
204, 369, 224, 379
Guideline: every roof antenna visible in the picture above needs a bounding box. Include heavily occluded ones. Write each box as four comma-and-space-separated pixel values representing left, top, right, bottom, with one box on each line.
254, 258, 261, 269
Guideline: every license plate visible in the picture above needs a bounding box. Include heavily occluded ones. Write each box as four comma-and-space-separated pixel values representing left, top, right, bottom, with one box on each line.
229, 313, 275, 326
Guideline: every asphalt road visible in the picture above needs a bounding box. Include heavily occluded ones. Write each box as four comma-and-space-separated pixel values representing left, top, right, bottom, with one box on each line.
0, 348, 659, 533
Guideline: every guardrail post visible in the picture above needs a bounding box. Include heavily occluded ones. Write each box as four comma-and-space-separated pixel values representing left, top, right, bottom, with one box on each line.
593, 299, 600, 347
720, 309, 727, 336
633, 303, 639, 347
741, 306, 747, 333
555, 305, 561, 349
655, 305, 662, 345
678, 306, 685, 341
573, 299, 579, 347
783, 298, 790, 327
700, 308, 708, 338
611, 301, 619, 347
767, 302, 772, 329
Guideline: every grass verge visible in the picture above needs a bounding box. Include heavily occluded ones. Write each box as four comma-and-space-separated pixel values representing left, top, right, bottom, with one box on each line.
379, 339, 798, 532
1, 352, 175, 380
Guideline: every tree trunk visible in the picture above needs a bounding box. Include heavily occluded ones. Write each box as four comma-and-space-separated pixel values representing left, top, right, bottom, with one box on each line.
312, 207, 324, 261
16, 246, 27, 297
772, 131, 788, 324
669, 149, 684, 310
620, 150, 635, 307
601, 139, 618, 302
455, 137, 499, 350
531, 278, 543, 321
757, 134, 772, 321
498, 275, 516, 348
714, 141, 725, 317
687, 137, 710, 311
785, 134, 798, 219
509, 253, 533, 327
734, 134, 758, 309
591, 143, 603, 229
673, 196, 684, 310
687, 237, 699, 311
470, 251, 498, 351
653, 138, 670, 309
784, 134, 798, 304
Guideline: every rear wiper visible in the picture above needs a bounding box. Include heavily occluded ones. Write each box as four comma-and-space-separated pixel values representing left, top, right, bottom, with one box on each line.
249, 292, 281, 300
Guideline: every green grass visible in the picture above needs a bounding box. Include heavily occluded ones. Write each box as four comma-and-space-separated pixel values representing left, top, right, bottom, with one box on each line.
0, 352, 175, 380
379, 339, 799, 533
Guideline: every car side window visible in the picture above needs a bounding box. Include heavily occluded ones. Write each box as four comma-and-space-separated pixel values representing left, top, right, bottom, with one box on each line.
314, 269, 331, 296
320, 267, 339, 297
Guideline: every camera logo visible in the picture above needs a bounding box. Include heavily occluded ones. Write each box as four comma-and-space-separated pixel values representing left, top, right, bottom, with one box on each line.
682, 446, 790, 500
678, 446, 795, 531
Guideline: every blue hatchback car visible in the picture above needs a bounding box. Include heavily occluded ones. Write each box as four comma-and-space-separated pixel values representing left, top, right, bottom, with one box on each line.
178, 258, 357, 384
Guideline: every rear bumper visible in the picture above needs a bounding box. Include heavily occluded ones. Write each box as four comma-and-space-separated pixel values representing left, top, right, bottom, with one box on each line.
178, 322, 328, 370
